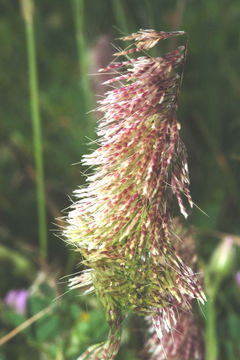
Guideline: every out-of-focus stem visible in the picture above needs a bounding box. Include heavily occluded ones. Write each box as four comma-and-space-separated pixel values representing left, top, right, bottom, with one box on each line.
72, 0, 93, 130
111, 0, 129, 35
20, 0, 47, 259
144, 0, 156, 29
204, 273, 219, 360
205, 296, 218, 360
0, 305, 52, 345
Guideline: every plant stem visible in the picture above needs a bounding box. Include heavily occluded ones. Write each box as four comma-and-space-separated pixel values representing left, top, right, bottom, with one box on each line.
0, 304, 52, 345
21, 0, 47, 259
111, 0, 129, 35
205, 296, 218, 360
204, 273, 219, 360
72, 0, 93, 131
144, 0, 156, 29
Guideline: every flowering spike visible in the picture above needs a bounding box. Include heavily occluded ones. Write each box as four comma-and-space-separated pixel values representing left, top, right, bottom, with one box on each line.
65, 29, 205, 359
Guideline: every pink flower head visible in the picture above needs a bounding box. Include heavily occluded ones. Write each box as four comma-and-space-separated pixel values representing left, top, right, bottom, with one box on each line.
5, 289, 29, 315
65, 29, 205, 360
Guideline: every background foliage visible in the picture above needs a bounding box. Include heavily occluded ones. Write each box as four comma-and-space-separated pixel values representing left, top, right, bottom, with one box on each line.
0, 0, 240, 359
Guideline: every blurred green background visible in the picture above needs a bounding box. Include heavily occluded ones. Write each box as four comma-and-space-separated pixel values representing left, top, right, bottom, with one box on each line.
0, 0, 240, 359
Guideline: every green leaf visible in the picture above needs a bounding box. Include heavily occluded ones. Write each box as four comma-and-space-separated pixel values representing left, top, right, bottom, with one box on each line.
35, 315, 60, 342
28, 295, 50, 316
4, 309, 26, 327
70, 303, 81, 320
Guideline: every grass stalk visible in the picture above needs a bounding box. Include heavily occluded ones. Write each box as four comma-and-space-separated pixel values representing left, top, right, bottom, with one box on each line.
0, 305, 52, 345
144, 0, 156, 29
204, 273, 219, 360
69, 0, 93, 269
20, 0, 47, 259
205, 296, 218, 360
72, 0, 93, 130
111, 0, 129, 35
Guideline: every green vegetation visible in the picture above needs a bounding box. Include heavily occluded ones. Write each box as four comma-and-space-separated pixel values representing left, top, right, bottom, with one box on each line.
0, 1, 240, 359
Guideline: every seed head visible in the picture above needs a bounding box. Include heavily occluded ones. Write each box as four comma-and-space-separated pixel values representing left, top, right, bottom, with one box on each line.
65, 29, 205, 359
